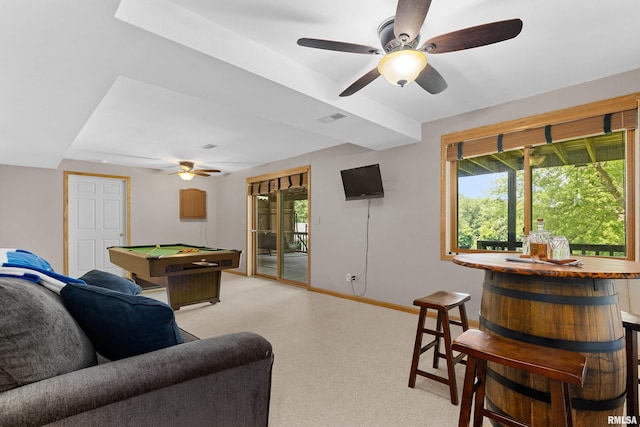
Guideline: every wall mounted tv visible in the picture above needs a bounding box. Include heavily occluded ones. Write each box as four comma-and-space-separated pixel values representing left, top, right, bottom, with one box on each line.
340, 164, 384, 201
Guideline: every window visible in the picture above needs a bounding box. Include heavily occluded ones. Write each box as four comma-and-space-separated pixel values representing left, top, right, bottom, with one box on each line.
441, 94, 638, 260
456, 152, 524, 251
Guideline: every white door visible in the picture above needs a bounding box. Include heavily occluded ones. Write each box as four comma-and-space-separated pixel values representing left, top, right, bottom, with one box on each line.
67, 174, 127, 278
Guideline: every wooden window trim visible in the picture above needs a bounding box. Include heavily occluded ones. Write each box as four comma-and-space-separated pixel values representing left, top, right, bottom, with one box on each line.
247, 166, 309, 196
440, 93, 640, 260
627, 129, 637, 260
445, 110, 635, 161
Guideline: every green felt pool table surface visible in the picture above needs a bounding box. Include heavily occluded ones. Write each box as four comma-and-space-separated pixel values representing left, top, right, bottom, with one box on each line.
123, 244, 223, 257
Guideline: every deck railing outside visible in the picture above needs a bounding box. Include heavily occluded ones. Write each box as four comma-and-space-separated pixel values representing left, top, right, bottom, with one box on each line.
476, 240, 626, 257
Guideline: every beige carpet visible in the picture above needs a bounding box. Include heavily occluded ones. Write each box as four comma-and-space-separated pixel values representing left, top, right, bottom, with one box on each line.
144, 273, 467, 426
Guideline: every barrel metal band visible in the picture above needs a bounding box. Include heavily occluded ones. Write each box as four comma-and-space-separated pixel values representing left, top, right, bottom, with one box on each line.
486, 367, 626, 411
482, 282, 618, 306
480, 317, 625, 352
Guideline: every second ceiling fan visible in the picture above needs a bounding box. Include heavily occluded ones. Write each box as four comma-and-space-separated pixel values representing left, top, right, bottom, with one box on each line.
297, 0, 523, 97
171, 161, 220, 180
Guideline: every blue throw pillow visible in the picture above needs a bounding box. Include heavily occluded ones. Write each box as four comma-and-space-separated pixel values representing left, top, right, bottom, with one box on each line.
79, 270, 142, 295
60, 283, 183, 360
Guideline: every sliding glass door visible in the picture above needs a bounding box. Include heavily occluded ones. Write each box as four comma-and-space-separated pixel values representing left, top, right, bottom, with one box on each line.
280, 187, 308, 283
249, 166, 309, 286
255, 194, 278, 277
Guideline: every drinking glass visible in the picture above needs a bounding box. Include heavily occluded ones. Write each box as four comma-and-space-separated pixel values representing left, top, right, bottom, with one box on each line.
521, 235, 530, 256
548, 236, 571, 260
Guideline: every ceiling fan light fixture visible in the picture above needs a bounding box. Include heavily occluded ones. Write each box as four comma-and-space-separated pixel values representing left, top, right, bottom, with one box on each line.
178, 171, 195, 181
377, 49, 427, 87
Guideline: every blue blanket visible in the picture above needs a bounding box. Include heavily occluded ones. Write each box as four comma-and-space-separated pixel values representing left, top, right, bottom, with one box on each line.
0, 249, 85, 293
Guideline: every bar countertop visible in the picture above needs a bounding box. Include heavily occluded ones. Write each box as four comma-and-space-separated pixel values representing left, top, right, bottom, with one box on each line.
452, 252, 640, 279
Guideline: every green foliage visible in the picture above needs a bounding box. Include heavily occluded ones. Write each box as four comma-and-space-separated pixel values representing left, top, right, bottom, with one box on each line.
532, 161, 625, 245
294, 200, 308, 223
457, 160, 625, 249
457, 191, 510, 248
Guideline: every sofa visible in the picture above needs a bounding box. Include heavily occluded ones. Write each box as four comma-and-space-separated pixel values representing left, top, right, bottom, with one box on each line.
0, 276, 274, 426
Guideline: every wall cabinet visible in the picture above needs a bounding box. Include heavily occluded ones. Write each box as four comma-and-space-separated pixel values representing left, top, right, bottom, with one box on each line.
180, 188, 206, 219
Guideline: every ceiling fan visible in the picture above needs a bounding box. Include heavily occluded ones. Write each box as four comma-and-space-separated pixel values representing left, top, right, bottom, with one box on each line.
297, 0, 523, 97
170, 161, 220, 180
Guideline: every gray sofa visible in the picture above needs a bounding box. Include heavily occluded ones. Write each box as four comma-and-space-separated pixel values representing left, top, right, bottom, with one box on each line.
0, 277, 274, 426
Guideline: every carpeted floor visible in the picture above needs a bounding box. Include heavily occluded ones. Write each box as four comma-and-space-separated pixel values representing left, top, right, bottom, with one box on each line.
144, 273, 467, 426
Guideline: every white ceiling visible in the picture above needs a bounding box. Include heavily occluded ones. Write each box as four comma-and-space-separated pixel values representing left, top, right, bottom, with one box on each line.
1, 0, 640, 174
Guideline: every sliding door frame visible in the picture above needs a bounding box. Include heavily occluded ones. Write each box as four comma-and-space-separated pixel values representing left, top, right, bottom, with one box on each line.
246, 165, 311, 287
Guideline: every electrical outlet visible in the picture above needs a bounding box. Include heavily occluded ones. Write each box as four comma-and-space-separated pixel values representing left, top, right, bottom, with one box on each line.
346, 273, 352, 283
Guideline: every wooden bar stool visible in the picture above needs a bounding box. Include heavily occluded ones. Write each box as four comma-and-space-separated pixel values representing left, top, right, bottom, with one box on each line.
622, 310, 640, 418
452, 329, 587, 427
408, 290, 470, 405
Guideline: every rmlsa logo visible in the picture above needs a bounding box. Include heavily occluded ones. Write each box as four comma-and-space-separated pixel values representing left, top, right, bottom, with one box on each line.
608, 415, 638, 425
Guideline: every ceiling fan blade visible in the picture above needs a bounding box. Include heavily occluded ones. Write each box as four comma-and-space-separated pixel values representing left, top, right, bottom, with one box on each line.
197, 169, 221, 173
394, 0, 432, 42
415, 63, 448, 94
193, 171, 211, 177
339, 67, 381, 97
421, 19, 523, 54
297, 38, 382, 55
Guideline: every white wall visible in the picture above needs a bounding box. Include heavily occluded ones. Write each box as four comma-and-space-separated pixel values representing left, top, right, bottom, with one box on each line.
214, 134, 486, 315
0, 164, 63, 263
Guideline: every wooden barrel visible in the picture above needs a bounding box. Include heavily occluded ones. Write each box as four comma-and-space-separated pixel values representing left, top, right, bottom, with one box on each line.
480, 270, 626, 426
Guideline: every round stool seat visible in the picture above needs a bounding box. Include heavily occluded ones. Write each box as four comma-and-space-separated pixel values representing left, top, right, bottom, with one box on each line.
414, 291, 471, 310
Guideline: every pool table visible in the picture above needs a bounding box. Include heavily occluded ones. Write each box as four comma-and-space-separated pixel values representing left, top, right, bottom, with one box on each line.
108, 244, 241, 310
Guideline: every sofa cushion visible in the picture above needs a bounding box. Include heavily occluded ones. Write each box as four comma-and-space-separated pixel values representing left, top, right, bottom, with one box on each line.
0, 277, 97, 392
60, 283, 184, 360
79, 269, 142, 295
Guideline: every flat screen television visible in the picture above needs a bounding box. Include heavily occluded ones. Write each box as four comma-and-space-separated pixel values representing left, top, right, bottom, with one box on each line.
340, 164, 384, 201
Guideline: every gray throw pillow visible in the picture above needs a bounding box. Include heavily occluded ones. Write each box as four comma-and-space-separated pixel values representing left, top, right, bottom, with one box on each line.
0, 277, 97, 392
